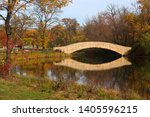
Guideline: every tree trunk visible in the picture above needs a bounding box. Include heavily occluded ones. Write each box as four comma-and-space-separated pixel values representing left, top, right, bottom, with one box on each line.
5, 13, 12, 64
42, 39, 45, 50
6, 35, 11, 64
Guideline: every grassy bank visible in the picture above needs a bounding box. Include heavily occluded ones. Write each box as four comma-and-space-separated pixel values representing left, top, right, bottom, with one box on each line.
12, 51, 69, 64
0, 75, 143, 100
0, 50, 69, 65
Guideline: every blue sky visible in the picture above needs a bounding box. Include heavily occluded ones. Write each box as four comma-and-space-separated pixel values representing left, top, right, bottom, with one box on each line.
60, 0, 137, 25
0, 0, 137, 25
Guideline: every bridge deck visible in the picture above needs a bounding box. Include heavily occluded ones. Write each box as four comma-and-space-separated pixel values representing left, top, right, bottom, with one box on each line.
54, 42, 132, 55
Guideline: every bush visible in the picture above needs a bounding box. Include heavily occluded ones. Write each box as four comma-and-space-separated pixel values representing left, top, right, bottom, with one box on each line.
140, 33, 150, 55
130, 33, 150, 57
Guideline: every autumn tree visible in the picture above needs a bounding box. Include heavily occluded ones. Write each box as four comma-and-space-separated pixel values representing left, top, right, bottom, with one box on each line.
11, 13, 34, 48
114, 7, 136, 45
22, 29, 38, 49
0, 0, 34, 63
138, 0, 150, 22
33, 0, 71, 50
62, 18, 79, 35
50, 25, 67, 46
61, 18, 86, 44
0, 26, 7, 47
84, 5, 136, 46
138, 0, 150, 32
84, 1, 150, 54
0, 0, 71, 62
136, 0, 150, 54
84, 14, 112, 42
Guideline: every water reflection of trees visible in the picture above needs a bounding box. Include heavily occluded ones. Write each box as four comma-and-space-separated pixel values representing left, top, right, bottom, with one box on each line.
52, 66, 134, 91
51, 65, 150, 99
11, 62, 150, 99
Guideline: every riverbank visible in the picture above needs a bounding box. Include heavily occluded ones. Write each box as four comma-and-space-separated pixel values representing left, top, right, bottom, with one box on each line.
12, 51, 69, 64
0, 75, 143, 100
0, 50, 148, 100
0, 50, 69, 65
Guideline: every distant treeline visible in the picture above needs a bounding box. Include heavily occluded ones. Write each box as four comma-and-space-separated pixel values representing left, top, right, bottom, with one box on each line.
0, 0, 149, 60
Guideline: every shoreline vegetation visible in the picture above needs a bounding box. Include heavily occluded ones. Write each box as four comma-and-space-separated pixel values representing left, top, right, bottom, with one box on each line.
0, 51, 69, 64
0, 75, 143, 100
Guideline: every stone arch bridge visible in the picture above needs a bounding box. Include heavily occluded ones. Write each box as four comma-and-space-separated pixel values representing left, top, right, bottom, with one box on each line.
53, 42, 132, 55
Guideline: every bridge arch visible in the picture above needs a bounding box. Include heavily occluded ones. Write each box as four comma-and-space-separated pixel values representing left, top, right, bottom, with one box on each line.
53, 42, 131, 56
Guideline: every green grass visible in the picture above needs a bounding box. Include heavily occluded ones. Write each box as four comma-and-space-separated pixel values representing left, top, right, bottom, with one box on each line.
0, 75, 144, 100
0, 78, 51, 100
0, 75, 122, 100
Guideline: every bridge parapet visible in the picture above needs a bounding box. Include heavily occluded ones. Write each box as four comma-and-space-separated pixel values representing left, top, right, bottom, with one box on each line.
54, 42, 132, 55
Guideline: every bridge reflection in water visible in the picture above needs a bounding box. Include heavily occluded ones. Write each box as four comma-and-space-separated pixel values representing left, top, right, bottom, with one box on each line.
54, 57, 132, 71
11, 56, 150, 99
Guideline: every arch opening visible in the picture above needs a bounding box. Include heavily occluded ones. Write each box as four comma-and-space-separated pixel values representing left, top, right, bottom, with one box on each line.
72, 48, 122, 64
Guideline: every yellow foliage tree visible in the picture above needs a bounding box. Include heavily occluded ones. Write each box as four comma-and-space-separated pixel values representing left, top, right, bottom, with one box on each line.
0, 0, 71, 62
33, 0, 71, 49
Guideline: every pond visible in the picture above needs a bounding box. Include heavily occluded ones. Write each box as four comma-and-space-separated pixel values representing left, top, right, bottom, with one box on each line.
8, 49, 150, 99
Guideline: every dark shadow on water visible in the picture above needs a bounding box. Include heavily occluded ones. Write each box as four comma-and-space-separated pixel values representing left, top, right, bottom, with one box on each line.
72, 48, 122, 64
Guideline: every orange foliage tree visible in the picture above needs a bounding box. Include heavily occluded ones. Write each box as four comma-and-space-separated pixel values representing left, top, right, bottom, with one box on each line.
0, 0, 71, 63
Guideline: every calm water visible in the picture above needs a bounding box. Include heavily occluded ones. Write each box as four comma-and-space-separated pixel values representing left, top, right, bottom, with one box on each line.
8, 50, 150, 99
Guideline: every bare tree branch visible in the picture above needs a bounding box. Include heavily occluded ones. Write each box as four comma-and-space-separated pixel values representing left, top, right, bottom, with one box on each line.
0, 14, 6, 21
